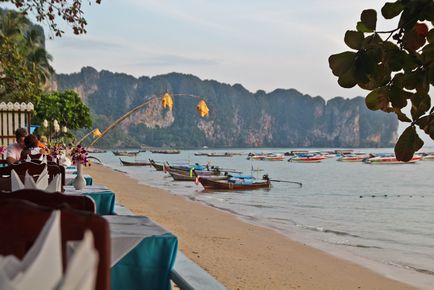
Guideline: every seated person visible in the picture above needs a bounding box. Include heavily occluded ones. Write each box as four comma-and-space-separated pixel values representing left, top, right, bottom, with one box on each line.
20, 134, 41, 161
6, 128, 28, 164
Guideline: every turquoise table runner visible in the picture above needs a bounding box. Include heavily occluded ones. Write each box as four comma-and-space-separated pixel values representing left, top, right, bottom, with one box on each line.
64, 185, 116, 215
105, 215, 178, 290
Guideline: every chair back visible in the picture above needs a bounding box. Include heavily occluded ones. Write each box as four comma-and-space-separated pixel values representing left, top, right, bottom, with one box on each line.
0, 175, 11, 191
0, 189, 96, 213
0, 162, 66, 191
0, 199, 111, 290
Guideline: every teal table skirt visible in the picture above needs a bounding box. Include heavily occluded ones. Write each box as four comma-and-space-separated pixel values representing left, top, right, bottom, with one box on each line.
84, 191, 115, 215
107, 216, 178, 290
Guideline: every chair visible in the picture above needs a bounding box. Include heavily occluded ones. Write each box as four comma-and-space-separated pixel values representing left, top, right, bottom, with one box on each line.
0, 162, 66, 191
0, 189, 96, 213
0, 199, 111, 290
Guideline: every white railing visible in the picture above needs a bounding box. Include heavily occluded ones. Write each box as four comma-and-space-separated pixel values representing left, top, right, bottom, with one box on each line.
0, 102, 34, 146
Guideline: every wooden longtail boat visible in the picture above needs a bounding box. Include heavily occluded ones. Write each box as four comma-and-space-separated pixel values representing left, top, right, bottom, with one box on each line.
289, 155, 323, 163
149, 159, 165, 171
169, 171, 228, 182
119, 158, 151, 166
337, 153, 370, 162
150, 149, 180, 154
198, 177, 271, 191
365, 155, 421, 164
112, 151, 139, 157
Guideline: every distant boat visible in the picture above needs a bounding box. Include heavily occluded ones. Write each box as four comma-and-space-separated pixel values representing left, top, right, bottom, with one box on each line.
337, 153, 370, 162
248, 153, 285, 161
119, 158, 150, 166
112, 151, 139, 157
365, 155, 421, 164
198, 176, 271, 191
87, 148, 107, 153
420, 153, 434, 160
289, 154, 324, 163
150, 149, 180, 154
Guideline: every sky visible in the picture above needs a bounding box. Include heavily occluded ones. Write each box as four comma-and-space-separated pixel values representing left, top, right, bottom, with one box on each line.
6, 0, 433, 145
42, 0, 393, 100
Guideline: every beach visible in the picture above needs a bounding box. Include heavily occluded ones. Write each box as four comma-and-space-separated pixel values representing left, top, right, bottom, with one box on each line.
86, 163, 416, 290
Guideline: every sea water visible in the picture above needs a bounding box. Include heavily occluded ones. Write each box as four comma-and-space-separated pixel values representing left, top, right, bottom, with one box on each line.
95, 148, 434, 289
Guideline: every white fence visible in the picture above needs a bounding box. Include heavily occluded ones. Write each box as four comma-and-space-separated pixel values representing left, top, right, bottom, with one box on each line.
0, 102, 34, 147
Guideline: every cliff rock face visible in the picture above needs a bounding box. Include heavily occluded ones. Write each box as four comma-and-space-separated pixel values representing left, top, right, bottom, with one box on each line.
55, 67, 398, 148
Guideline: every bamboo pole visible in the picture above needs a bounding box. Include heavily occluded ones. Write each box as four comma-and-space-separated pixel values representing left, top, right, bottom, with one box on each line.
88, 95, 159, 147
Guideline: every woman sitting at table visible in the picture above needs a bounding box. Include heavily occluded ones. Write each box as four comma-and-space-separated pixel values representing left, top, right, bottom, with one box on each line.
20, 134, 41, 161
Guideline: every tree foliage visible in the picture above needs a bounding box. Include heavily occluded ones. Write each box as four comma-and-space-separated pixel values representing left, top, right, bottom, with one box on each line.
329, 0, 434, 161
0, 0, 101, 37
35, 90, 92, 131
0, 9, 53, 102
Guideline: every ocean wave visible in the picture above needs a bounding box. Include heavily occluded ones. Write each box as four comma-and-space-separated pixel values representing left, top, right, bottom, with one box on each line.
388, 262, 434, 276
297, 224, 361, 238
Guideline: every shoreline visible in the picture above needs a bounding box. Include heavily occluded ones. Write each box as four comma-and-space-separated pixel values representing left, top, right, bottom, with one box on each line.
86, 164, 417, 290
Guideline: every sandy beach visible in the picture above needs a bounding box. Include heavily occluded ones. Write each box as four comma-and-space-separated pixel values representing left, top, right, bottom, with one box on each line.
86, 164, 416, 290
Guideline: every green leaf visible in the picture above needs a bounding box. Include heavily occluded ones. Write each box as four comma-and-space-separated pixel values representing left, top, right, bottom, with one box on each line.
427, 29, 434, 43
394, 126, 424, 161
394, 108, 412, 122
389, 86, 407, 108
328, 51, 355, 76
421, 42, 434, 64
381, 2, 404, 19
338, 67, 358, 88
361, 9, 377, 31
365, 87, 389, 110
344, 30, 364, 50
356, 21, 372, 33
410, 93, 431, 120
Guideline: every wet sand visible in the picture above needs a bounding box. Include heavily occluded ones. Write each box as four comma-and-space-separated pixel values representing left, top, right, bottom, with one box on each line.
86, 164, 416, 290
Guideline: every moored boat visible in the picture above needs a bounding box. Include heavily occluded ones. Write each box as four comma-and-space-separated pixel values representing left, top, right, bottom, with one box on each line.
112, 150, 139, 157
420, 153, 434, 160
248, 153, 285, 161
198, 175, 271, 191
337, 153, 370, 162
150, 149, 180, 154
119, 158, 151, 166
169, 171, 228, 182
365, 155, 421, 164
149, 159, 165, 171
289, 154, 324, 163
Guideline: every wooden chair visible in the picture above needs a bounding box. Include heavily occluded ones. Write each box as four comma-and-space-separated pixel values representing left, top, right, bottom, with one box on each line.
0, 189, 96, 213
0, 199, 111, 290
0, 162, 66, 191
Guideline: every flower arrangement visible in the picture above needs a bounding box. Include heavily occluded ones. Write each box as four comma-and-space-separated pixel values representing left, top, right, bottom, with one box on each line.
71, 144, 91, 166
49, 144, 65, 160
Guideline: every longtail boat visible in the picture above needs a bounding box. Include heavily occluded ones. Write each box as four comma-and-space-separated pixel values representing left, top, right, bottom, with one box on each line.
169, 171, 228, 182
119, 158, 150, 166
150, 149, 180, 154
198, 176, 271, 191
421, 153, 434, 160
149, 159, 165, 171
365, 155, 421, 164
112, 151, 139, 157
337, 153, 370, 162
289, 154, 324, 163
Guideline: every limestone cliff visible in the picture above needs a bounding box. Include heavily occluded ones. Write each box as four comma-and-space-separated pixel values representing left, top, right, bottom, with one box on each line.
55, 67, 398, 148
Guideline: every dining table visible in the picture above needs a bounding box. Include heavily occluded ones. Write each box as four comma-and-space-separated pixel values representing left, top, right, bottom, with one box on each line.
105, 215, 178, 290
63, 185, 116, 215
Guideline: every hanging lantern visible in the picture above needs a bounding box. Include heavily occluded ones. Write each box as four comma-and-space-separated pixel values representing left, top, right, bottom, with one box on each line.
62, 126, 68, 133
161, 93, 173, 110
93, 128, 102, 138
196, 99, 209, 117
42, 119, 49, 128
